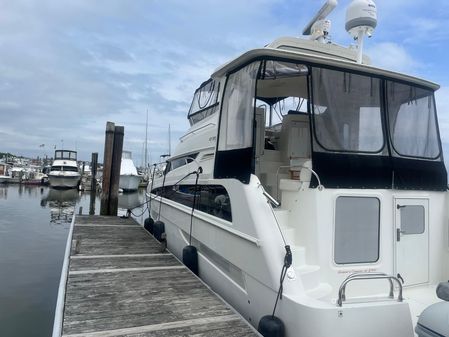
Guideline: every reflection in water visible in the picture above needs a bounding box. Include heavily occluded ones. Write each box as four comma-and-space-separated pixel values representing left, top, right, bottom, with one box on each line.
40, 188, 81, 224
118, 192, 141, 210
0, 185, 147, 337
117, 190, 147, 221
0, 186, 7, 199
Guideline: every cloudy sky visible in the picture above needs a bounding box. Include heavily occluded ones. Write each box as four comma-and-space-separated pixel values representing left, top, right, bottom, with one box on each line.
1, 0, 449, 165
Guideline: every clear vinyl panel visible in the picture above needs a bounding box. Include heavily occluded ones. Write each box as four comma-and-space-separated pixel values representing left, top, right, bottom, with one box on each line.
312, 68, 384, 153
218, 62, 261, 151
387, 82, 440, 159
188, 79, 220, 126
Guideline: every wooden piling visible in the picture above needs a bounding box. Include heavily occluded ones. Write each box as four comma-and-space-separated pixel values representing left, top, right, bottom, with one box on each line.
100, 123, 124, 216
100, 122, 115, 215
89, 152, 98, 216
90, 152, 98, 191
109, 126, 124, 216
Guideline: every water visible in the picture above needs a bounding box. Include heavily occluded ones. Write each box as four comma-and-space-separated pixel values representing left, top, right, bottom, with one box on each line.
0, 185, 147, 337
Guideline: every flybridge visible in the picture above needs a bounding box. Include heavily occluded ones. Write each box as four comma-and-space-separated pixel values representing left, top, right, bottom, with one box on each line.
54, 150, 77, 161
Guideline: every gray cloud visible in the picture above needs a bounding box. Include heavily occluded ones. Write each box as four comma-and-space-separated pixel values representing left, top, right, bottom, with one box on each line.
0, 0, 448, 167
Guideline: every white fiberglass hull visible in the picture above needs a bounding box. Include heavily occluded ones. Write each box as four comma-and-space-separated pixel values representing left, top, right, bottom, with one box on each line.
0, 175, 11, 183
119, 174, 141, 192
48, 173, 81, 189
147, 179, 418, 337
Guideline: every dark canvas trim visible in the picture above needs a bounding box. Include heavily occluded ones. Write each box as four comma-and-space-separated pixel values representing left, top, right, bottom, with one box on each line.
310, 152, 447, 191
214, 147, 253, 184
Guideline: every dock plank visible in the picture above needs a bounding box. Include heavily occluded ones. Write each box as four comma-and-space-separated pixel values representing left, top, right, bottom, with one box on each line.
59, 215, 259, 337
69, 254, 179, 271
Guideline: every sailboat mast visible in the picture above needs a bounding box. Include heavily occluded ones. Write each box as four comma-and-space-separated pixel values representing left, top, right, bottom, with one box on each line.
168, 124, 171, 157
144, 109, 148, 168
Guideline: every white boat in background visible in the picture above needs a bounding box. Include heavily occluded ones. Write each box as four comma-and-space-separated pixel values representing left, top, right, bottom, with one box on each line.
119, 151, 141, 192
0, 163, 11, 183
146, 1, 449, 336
48, 150, 81, 189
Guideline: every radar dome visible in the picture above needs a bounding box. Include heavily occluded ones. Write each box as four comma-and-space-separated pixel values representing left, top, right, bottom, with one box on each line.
345, 0, 377, 38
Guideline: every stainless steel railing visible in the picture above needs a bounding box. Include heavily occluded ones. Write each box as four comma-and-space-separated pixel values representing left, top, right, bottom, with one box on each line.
337, 272, 403, 307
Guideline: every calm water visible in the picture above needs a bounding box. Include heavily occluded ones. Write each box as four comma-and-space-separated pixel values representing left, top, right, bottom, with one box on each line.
0, 184, 147, 337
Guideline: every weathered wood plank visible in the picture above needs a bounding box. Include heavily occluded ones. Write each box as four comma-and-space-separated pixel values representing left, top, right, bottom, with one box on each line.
69, 265, 185, 275
61, 215, 259, 337
70, 224, 164, 256
62, 315, 251, 337
69, 254, 178, 272
75, 215, 137, 226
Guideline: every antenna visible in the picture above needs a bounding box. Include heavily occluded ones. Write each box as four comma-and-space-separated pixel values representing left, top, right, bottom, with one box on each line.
303, 0, 338, 43
345, 0, 377, 63
168, 124, 171, 157
144, 109, 148, 168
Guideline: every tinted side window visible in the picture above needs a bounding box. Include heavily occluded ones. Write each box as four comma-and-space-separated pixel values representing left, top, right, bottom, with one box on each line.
166, 153, 198, 173
152, 184, 232, 222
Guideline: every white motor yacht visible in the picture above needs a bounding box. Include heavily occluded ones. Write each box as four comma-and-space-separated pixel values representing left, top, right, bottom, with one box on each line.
119, 151, 141, 192
48, 150, 81, 189
0, 163, 11, 183
146, 1, 449, 336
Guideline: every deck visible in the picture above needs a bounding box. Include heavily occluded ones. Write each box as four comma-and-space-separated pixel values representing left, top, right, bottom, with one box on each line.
53, 215, 259, 337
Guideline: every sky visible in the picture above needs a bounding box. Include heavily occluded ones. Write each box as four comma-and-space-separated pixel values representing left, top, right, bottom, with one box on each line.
1, 0, 449, 165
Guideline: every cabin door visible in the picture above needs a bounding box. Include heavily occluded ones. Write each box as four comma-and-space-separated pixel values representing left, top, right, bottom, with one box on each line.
394, 198, 429, 286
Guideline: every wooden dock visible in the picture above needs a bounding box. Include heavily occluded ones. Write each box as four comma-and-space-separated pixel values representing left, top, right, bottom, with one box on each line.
53, 215, 259, 337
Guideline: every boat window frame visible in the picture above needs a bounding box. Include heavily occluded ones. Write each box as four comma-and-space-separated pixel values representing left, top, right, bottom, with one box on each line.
54, 150, 77, 161
165, 152, 199, 174
151, 183, 233, 222
333, 195, 381, 265
188, 79, 221, 125
309, 66, 387, 155
385, 81, 442, 160
213, 55, 443, 183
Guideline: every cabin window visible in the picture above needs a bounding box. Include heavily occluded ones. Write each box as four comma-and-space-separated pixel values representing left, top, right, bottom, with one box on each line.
312, 68, 384, 153
51, 166, 63, 171
387, 82, 440, 159
166, 153, 198, 173
188, 79, 220, 125
400, 205, 425, 234
152, 184, 232, 222
64, 167, 79, 172
334, 196, 380, 264
55, 151, 77, 160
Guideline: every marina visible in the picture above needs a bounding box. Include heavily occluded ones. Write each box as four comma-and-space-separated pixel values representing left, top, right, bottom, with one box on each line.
1, 1, 449, 337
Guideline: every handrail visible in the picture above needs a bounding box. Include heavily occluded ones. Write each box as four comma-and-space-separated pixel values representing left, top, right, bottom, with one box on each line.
341, 272, 394, 301
337, 272, 403, 307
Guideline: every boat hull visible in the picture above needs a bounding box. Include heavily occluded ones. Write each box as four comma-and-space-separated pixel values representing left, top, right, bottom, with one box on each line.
119, 174, 141, 192
48, 173, 81, 189
147, 188, 415, 337
0, 175, 11, 183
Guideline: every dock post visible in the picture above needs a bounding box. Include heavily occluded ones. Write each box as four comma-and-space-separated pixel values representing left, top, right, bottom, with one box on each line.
89, 152, 98, 215
100, 122, 115, 215
91, 152, 98, 191
109, 126, 124, 216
